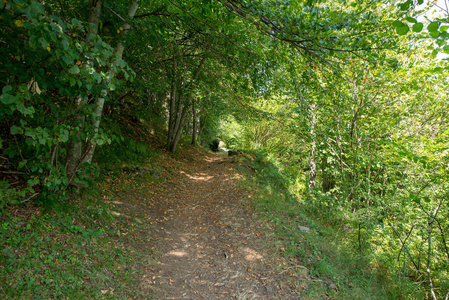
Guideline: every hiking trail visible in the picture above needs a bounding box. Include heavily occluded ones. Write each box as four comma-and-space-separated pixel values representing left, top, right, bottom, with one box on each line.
127, 152, 302, 299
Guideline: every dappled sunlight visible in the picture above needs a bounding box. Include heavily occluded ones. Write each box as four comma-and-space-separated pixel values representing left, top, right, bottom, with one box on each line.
165, 250, 188, 258
179, 170, 214, 181
242, 247, 263, 261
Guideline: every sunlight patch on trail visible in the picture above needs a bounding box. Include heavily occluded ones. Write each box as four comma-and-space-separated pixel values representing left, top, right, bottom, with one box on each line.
179, 170, 214, 181
165, 250, 188, 258
242, 247, 263, 261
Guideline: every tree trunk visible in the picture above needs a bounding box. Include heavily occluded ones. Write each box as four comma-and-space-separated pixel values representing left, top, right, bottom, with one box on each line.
166, 57, 206, 153
65, 0, 103, 178
321, 156, 334, 193
192, 97, 197, 145
82, 0, 140, 165
308, 104, 317, 195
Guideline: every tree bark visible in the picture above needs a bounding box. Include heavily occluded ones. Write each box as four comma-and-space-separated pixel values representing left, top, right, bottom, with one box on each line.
82, 0, 140, 165
167, 56, 206, 153
192, 97, 197, 145
65, 0, 103, 178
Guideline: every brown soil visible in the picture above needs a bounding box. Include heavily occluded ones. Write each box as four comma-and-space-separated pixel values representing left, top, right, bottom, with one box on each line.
136, 151, 302, 299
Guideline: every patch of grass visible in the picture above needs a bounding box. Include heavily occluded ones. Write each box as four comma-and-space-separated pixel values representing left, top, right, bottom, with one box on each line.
0, 185, 152, 299
234, 152, 422, 299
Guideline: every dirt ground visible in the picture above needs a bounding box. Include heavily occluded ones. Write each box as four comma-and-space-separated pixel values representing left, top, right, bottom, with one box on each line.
138, 152, 302, 299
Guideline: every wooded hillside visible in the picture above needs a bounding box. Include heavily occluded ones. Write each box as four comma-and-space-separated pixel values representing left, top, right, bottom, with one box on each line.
1, 0, 449, 298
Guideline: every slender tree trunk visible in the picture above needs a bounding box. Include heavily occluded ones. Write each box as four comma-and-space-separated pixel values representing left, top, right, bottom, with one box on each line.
197, 111, 208, 144
192, 97, 197, 145
167, 52, 177, 146
308, 104, 317, 195
65, 0, 103, 178
166, 57, 206, 153
82, 0, 140, 165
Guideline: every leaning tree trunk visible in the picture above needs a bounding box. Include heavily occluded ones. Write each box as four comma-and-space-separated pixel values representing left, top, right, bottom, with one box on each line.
66, 0, 103, 178
81, 0, 140, 165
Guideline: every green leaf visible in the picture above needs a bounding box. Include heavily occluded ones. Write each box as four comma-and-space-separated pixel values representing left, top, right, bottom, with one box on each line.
62, 55, 73, 65
68, 65, 80, 74
399, 1, 410, 11
392, 21, 405, 28
10, 125, 22, 135
405, 17, 417, 24
396, 25, 409, 35
1, 94, 17, 105
428, 22, 439, 32
412, 23, 423, 32
430, 31, 440, 38
62, 39, 69, 50
409, 194, 419, 204
2, 86, 13, 94
443, 45, 449, 54
440, 26, 449, 31
93, 72, 102, 83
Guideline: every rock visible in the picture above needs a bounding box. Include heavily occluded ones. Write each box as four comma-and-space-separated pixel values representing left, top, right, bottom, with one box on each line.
298, 225, 310, 233
265, 286, 273, 293
329, 283, 337, 290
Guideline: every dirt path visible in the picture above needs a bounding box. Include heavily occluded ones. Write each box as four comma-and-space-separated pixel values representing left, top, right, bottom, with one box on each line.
142, 153, 301, 299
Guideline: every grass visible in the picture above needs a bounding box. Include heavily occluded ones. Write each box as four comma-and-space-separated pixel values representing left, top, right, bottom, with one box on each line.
0, 130, 167, 299
0, 196, 144, 299
234, 151, 423, 299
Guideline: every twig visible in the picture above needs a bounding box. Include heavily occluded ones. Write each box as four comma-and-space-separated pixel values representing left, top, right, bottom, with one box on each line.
279, 264, 308, 274
385, 214, 420, 272
20, 192, 40, 204
107, 6, 127, 23
0, 171, 25, 175
398, 223, 416, 262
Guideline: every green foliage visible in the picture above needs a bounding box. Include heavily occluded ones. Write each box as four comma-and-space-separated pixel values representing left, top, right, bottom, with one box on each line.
0, 0, 134, 204
235, 151, 417, 299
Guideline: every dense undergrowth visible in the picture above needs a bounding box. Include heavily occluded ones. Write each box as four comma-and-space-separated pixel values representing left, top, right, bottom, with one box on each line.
234, 150, 427, 299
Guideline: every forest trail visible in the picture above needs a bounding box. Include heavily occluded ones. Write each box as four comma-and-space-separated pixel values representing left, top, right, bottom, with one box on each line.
139, 152, 301, 299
